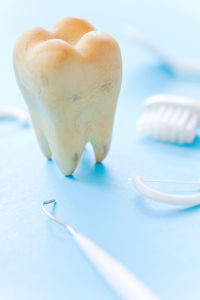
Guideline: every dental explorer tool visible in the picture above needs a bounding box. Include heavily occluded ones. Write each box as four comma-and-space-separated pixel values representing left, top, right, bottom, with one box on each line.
41, 200, 160, 300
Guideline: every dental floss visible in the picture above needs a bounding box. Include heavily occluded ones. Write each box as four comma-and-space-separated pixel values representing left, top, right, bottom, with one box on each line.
122, 24, 200, 75
41, 200, 160, 300
0, 106, 29, 126
131, 176, 200, 206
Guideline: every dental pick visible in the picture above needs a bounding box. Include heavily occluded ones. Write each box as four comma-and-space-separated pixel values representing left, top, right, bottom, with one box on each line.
41, 200, 159, 300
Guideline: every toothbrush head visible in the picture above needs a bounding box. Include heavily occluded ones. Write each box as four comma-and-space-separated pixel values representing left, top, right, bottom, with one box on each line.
137, 94, 200, 144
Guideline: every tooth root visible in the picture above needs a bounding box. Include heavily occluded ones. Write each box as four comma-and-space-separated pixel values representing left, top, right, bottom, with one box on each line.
46, 128, 87, 175
51, 17, 95, 45
90, 104, 115, 163
38, 133, 52, 159
31, 115, 52, 159
91, 131, 112, 163
92, 141, 110, 163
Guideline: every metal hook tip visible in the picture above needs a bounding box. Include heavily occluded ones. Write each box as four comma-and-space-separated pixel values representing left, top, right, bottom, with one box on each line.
42, 200, 56, 206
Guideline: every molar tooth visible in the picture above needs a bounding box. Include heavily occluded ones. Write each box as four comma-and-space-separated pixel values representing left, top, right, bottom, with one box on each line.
13, 17, 122, 175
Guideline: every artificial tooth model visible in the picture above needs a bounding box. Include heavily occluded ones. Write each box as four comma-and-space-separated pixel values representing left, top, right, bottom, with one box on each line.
13, 17, 122, 175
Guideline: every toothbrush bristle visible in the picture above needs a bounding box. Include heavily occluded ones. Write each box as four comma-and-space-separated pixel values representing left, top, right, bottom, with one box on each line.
138, 102, 199, 144
184, 113, 198, 143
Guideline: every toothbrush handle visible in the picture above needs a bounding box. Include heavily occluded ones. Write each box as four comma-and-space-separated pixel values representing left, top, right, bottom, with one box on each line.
73, 232, 159, 300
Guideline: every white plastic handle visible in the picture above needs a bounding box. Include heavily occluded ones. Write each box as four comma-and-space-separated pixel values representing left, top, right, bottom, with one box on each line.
0, 107, 29, 125
133, 176, 200, 206
73, 231, 159, 300
122, 24, 200, 75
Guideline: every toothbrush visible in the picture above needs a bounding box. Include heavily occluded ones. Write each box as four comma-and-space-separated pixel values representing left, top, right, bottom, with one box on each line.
122, 24, 200, 75
137, 94, 200, 144
41, 200, 159, 300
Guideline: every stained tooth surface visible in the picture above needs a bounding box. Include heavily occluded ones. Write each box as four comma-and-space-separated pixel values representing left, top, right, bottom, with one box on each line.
14, 17, 122, 175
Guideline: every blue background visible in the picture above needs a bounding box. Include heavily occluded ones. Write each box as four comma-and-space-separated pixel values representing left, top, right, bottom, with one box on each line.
1, 0, 200, 299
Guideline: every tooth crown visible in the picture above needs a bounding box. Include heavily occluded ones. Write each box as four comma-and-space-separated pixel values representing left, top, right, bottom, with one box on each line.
14, 17, 122, 175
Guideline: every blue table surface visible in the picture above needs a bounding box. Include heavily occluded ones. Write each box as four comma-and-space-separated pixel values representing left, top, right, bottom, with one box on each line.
1, 1, 200, 299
